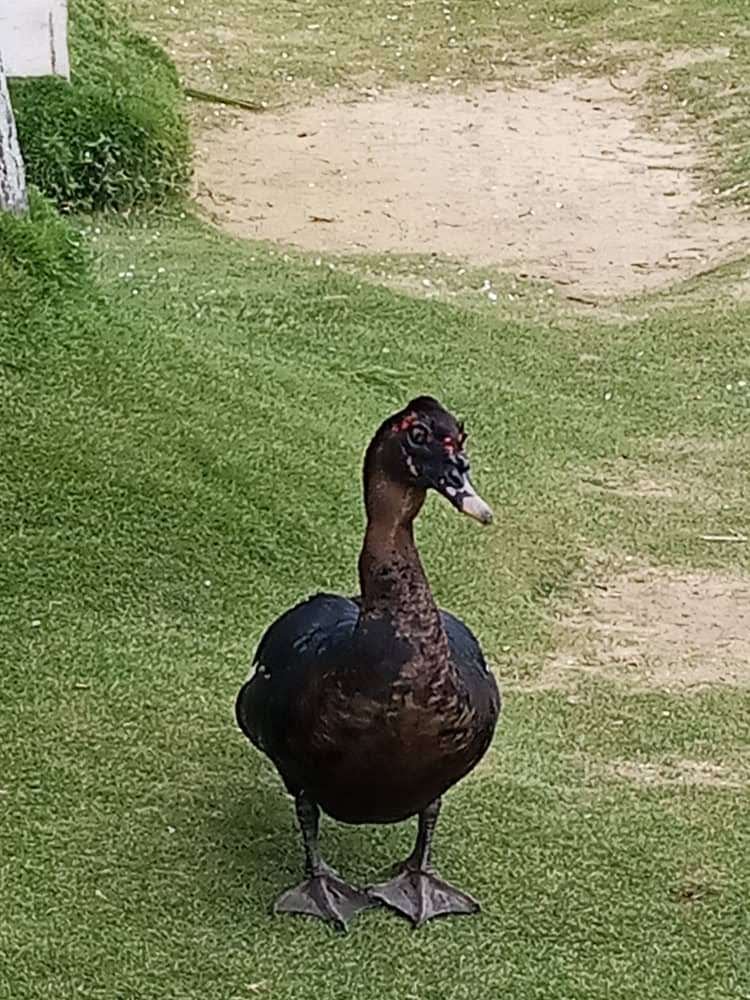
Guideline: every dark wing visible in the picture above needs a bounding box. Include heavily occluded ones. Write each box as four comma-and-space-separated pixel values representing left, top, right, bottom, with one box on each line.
440, 607, 502, 744
235, 593, 359, 790
440, 609, 489, 676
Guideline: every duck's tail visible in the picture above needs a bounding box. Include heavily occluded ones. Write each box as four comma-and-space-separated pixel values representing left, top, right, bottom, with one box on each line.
234, 677, 261, 746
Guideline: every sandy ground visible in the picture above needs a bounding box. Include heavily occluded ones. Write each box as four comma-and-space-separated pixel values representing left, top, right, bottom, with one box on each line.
193, 77, 749, 298
542, 566, 750, 691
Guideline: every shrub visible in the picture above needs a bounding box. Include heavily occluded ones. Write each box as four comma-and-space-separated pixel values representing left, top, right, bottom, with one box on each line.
9, 0, 190, 212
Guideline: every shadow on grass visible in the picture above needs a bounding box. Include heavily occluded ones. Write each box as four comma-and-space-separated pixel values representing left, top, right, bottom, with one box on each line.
197, 762, 421, 922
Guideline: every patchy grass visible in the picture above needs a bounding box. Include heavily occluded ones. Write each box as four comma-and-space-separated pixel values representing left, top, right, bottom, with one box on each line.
2, 210, 750, 999
128, 0, 750, 202
125, 0, 750, 98
322, 251, 563, 319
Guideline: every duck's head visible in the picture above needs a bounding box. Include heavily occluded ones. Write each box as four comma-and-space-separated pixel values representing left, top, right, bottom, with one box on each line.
365, 395, 493, 526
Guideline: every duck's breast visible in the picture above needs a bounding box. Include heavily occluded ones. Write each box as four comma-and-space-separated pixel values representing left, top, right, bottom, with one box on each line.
295, 610, 499, 823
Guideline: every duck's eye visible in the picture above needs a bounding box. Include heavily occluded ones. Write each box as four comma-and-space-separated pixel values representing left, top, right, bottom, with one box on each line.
407, 424, 429, 447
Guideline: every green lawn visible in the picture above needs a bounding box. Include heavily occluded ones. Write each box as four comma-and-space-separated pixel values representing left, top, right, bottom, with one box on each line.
2, 211, 749, 999
3, 0, 750, 997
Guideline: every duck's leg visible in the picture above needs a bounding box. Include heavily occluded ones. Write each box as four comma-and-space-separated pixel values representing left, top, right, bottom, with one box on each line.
274, 791, 373, 932
367, 798, 479, 927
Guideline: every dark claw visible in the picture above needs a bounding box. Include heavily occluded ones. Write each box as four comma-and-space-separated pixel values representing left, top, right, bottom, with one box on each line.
368, 866, 480, 927
274, 871, 375, 932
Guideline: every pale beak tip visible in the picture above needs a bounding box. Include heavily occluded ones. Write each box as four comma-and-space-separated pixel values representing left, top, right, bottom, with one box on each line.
460, 493, 494, 526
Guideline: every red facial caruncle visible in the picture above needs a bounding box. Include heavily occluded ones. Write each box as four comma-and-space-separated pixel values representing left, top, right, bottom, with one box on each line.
393, 413, 417, 433
442, 435, 456, 456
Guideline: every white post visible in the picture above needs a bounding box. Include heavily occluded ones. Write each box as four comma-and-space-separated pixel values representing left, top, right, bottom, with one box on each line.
0, 48, 28, 215
0, 1, 70, 80
0, 1, 71, 215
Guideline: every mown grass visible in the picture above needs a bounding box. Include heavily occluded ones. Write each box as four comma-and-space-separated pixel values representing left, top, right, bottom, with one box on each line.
2, 210, 750, 1000
3, 0, 750, 996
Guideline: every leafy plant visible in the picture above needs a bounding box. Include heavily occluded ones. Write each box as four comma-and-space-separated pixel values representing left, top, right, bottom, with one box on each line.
9, 0, 190, 212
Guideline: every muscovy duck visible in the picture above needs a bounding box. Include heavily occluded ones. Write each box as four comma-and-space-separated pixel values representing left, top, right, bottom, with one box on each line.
235, 396, 501, 930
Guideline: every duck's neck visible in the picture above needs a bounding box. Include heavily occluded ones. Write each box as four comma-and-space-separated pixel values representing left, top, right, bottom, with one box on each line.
358, 479, 449, 661
358, 518, 428, 613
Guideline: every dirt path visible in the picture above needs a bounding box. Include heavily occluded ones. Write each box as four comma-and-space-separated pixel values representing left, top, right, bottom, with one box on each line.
193, 77, 749, 298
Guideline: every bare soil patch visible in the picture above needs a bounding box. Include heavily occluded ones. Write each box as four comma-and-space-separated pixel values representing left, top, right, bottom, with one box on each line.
610, 758, 746, 788
578, 457, 723, 506
542, 565, 750, 690
193, 77, 749, 298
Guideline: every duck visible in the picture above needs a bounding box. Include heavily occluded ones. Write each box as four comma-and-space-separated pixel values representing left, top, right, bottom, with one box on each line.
235, 395, 501, 930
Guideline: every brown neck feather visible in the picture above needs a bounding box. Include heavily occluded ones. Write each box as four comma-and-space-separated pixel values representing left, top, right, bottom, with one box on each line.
358, 480, 426, 612
358, 461, 449, 667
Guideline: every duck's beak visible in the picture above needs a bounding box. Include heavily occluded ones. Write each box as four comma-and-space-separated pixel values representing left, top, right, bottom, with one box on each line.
455, 477, 494, 525
445, 475, 494, 525
431, 457, 494, 525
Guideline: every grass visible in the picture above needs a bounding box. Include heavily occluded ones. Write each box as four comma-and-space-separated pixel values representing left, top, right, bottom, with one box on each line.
2, 1, 750, 997
2, 210, 749, 1000
0, 190, 90, 292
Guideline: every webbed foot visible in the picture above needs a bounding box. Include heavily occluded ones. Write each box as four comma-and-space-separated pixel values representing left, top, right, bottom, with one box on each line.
367, 865, 479, 927
274, 866, 374, 932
